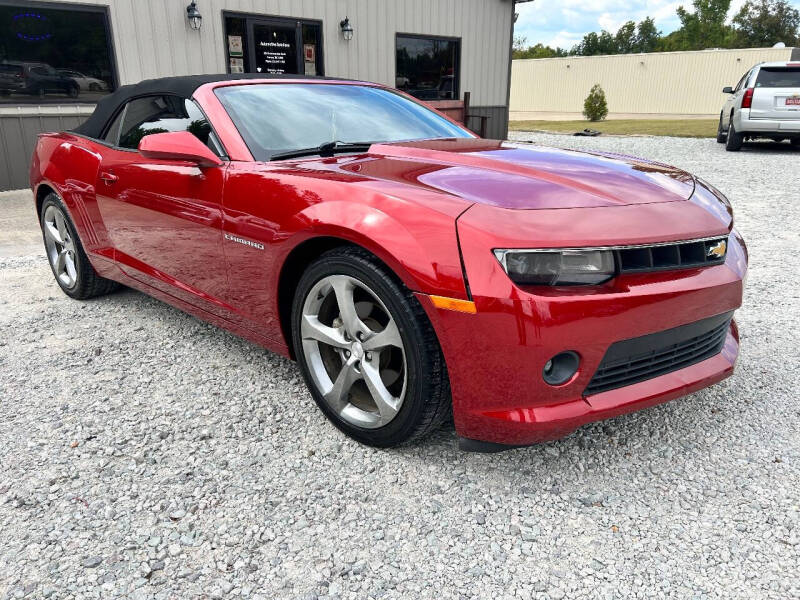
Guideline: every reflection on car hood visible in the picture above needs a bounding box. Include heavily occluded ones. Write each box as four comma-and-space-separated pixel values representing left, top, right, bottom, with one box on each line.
331, 138, 697, 210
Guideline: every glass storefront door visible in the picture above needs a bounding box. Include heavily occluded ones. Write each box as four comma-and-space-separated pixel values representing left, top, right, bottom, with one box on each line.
252, 21, 298, 74
224, 13, 322, 77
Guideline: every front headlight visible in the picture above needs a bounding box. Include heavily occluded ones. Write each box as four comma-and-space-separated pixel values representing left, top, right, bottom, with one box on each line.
493, 249, 615, 286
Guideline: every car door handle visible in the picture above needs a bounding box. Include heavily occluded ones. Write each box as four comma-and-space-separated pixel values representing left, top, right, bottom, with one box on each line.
100, 171, 118, 184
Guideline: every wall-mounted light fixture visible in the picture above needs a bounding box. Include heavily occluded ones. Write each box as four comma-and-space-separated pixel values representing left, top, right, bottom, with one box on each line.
186, 1, 202, 30
340, 17, 353, 41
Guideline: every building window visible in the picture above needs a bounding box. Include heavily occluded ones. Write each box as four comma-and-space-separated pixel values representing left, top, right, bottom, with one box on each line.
0, 2, 116, 104
223, 12, 323, 77
396, 34, 460, 101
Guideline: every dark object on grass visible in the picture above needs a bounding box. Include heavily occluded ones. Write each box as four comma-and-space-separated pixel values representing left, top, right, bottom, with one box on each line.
574, 129, 602, 137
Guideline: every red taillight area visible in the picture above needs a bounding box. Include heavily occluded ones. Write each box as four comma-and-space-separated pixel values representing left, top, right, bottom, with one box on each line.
742, 88, 754, 109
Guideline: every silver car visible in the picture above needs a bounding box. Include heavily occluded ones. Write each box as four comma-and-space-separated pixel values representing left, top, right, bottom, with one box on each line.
718, 61, 800, 151
56, 70, 109, 92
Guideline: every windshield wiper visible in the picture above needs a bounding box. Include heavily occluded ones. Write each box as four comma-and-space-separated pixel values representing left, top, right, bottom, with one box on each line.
269, 140, 373, 161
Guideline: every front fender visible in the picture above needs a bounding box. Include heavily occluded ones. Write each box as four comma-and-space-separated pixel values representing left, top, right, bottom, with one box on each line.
220, 166, 471, 350
282, 200, 466, 299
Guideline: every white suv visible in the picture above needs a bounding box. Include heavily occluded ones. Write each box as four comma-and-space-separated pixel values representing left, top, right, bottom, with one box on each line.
718, 61, 800, 151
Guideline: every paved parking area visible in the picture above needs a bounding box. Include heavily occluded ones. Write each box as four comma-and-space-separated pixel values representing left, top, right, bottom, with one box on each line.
1, 135, 798, 599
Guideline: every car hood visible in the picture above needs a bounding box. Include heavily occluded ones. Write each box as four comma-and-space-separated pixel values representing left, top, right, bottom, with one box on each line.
330, 138, 696, 210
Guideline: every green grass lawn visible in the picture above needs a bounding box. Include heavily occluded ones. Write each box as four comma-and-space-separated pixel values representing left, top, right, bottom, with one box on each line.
508, 119, 718, 138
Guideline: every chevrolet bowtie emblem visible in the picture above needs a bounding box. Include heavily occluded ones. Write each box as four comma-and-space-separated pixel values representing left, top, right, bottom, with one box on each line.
707, 239, 727, 259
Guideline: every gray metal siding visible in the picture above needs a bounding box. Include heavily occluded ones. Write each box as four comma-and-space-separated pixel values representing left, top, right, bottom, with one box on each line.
31, 0, 512, 107
467, 106, 509, 140
0, 0, 513, 190
0, 114, 88, 191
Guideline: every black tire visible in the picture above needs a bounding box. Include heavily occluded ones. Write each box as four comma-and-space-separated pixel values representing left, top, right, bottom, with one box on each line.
791, 138, 800, 147
716, 113, 726, 143
40, 193, 119, 300
67, 85, 79, 98
36, 87, 46, 99
725, 118, 743, 151
89, 83, 100, 92
291, 246, 451, 447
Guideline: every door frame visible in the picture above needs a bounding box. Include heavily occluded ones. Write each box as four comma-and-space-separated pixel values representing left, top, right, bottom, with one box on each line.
221, 10, 324, 76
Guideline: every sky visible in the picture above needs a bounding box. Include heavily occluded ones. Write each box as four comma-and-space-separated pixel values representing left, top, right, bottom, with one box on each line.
514, 0, 800, 51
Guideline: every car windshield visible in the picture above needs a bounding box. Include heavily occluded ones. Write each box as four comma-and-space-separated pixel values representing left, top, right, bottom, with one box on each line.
215, 83, 472, 161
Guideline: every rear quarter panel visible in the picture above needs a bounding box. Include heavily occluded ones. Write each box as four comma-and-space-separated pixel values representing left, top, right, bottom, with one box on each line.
31, 133, 117, 276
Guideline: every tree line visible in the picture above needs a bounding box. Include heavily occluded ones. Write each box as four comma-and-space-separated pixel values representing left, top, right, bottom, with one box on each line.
513, 0, 800, 59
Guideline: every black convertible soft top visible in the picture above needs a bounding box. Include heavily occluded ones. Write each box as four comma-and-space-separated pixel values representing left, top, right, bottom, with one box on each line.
73, 73, 347, 139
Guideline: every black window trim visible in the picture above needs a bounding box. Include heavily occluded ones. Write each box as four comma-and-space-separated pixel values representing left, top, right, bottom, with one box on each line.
221, 9, 325, 77
747, 69, 755, 87
94, 93, 229, 161
394, 32, 463, 102
734, 71, 748, 92
102, 101, 128, 147
0, 0, 120, 100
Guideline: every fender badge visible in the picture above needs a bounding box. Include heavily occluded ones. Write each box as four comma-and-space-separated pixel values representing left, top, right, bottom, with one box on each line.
224, 233, 264, 250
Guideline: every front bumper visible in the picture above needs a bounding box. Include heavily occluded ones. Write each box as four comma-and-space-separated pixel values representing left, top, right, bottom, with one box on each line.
419, 229, 747, 447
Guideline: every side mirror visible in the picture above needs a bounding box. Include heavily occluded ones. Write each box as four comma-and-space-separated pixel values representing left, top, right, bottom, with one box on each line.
138, 131, 223, 168
722, 86, 734, 94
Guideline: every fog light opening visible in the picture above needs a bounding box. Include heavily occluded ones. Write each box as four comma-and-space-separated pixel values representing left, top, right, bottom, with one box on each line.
543, 351, 580, 386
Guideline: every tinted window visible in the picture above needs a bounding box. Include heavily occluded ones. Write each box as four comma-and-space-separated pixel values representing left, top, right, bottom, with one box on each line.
734, 71, 749, 92
103, 109, 125, 145
0, 4, 115, 104
253, 22, 298, 74
755, 67, 800, 88
215, 83, 472, 161
396, 35, 460, 101
117, 97, 214, 151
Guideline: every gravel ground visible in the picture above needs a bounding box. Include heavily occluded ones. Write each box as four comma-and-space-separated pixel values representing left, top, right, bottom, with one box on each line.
1, 134, 799, 600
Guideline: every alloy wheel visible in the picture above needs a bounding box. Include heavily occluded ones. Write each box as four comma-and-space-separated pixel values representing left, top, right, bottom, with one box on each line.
42, 204, 78, 289
300, 274, 407, 429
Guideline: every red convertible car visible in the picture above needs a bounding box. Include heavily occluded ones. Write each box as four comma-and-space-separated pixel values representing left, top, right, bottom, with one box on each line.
30, 75, 747, 451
